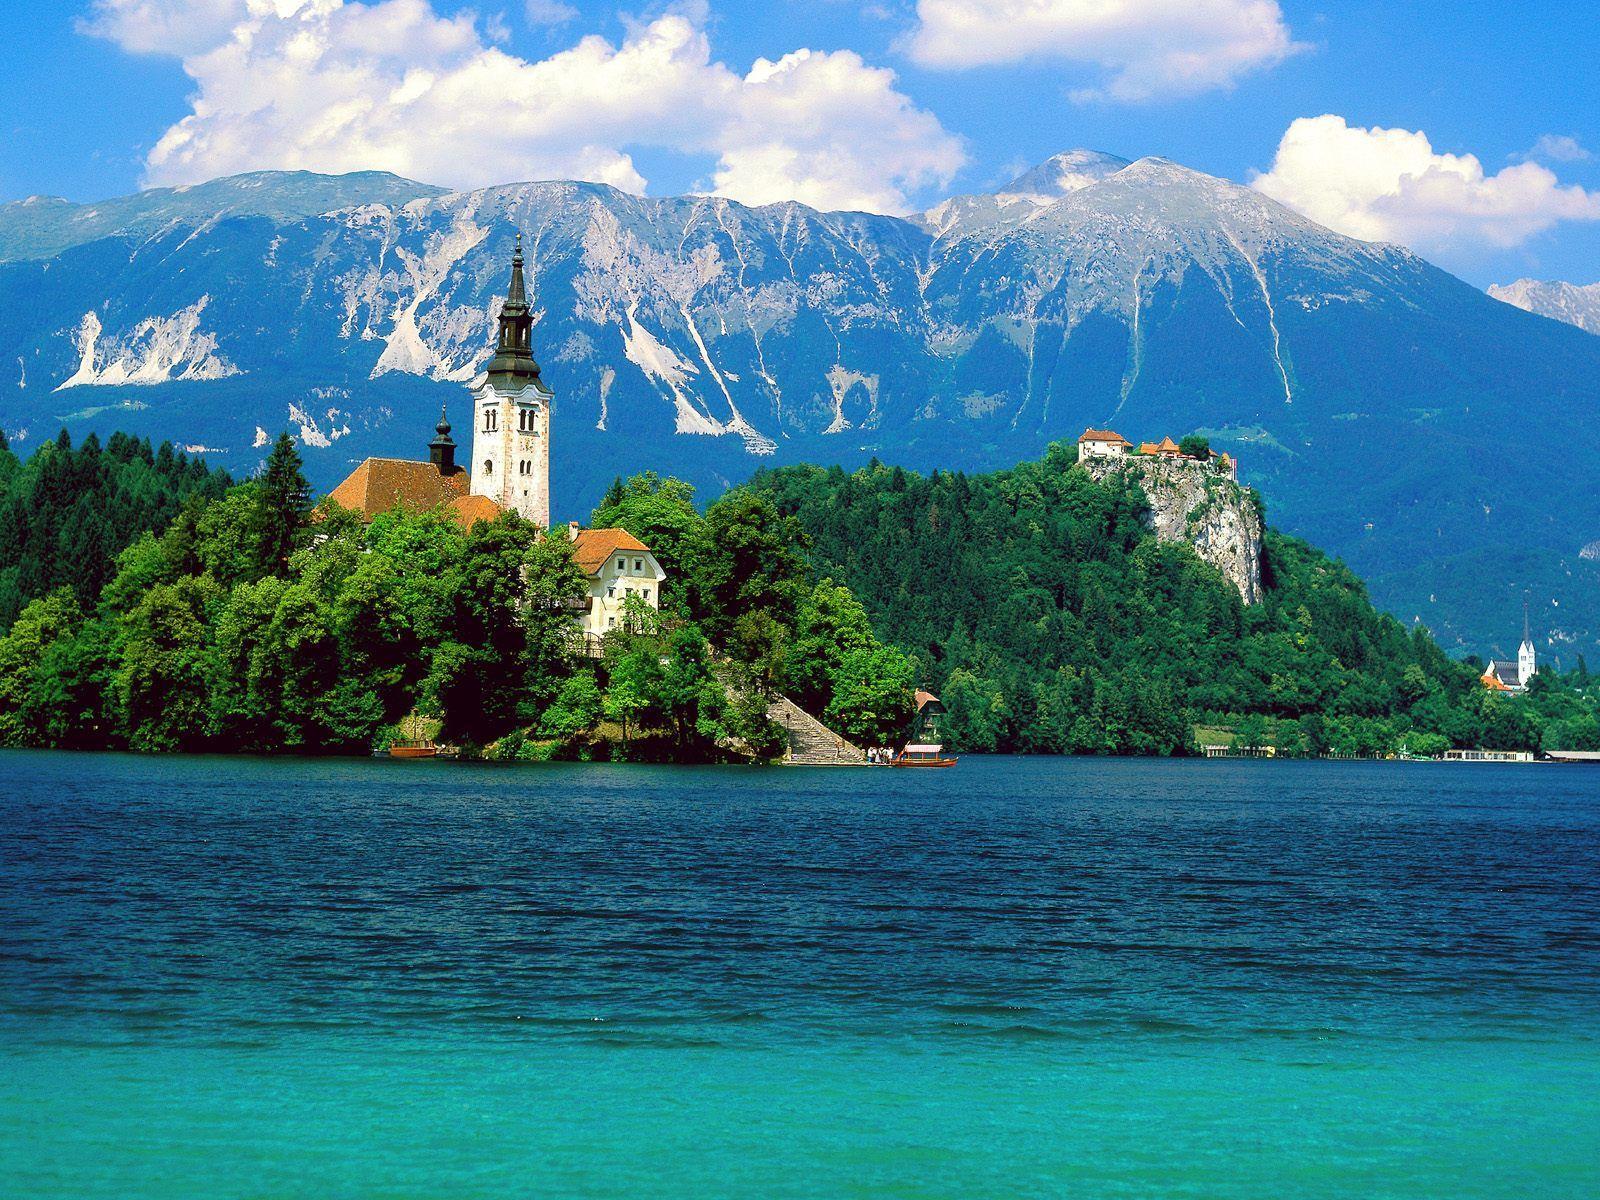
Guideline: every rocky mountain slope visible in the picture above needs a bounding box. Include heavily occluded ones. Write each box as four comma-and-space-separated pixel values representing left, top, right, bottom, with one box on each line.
1082, 457, 1262, 604
1, 155, 1597, 659
1488, 278, 1600, 336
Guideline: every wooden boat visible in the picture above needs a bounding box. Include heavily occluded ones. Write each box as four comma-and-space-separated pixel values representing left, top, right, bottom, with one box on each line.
889, 743, 958, 768
387, 739, 439, 760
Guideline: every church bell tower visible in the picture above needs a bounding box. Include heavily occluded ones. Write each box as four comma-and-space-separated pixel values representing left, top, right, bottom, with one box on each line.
470, 234, 551, 527
1518, 599, 1538, 686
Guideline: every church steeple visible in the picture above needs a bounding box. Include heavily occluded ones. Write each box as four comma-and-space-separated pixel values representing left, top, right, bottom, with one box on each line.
1518, 595, 1538, 685
485, 233, 543, 392
428, 402, 456, 472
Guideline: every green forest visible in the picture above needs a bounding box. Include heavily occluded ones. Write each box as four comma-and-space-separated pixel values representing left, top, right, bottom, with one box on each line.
0, 429, 1594, 759
745, 446, 1599, 757
0, 429, 232, 628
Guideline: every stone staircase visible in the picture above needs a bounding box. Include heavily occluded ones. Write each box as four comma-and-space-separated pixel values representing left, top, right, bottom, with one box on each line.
767, 694, 867, 766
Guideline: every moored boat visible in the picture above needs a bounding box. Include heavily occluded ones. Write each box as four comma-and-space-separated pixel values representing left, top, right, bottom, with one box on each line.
387, 739, 439, 760
889, 743, 958, 768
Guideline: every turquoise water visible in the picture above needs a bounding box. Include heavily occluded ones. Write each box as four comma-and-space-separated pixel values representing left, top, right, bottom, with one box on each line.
3, 752, 1598, 1197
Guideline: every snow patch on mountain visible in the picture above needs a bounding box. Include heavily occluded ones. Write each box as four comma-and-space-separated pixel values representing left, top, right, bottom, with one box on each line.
825, 366, 880, 434
371, 210, 491, 381
55, 298, 239, 390
622, 304, 723, 437
287, 402, 351, 449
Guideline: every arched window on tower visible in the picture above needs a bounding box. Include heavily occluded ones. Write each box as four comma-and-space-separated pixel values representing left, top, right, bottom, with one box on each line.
484, 459, 493, 476
484, 408, 497, 433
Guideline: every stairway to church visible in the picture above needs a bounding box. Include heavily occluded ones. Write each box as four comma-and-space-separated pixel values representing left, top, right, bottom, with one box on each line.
766, 694, 867, 766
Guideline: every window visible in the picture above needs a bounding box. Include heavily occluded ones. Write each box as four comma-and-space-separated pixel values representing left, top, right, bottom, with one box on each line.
634, 558, 642, 572
616, 558, 624, 570
484, 409, 497, 432
483, 459, 493, 475
607, 586, 614, 598
607, 616, 615, 629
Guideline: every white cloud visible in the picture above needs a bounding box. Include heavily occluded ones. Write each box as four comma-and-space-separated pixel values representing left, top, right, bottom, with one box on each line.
1524, 134, 1592, 164
523, 0, 576, 26
713, 49, 965, 212
86, 0, 965, 214
79, 0, 248, 55
904, 0, 1300, 101
1252, 115, 1600, 254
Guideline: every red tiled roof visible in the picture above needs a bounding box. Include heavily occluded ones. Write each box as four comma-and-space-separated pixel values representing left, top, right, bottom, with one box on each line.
445, 494, 503, 530
571, 527, 652, 575
915, 689, 941, 708
1480, 668, 1511, 692
1078, 428, 1130, 445
325, 457, 471, 519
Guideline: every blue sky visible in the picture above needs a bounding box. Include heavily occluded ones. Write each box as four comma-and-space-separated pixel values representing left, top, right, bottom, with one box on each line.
2, 0, 1596, 286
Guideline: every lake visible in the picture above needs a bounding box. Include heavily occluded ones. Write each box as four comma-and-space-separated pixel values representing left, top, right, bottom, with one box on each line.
3, 751, 1598, 1198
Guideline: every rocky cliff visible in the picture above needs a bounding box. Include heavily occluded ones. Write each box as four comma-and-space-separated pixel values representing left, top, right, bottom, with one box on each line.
1082, 457, 1263, 604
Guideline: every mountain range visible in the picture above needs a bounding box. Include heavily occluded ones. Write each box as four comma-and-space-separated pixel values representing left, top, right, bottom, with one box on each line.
1, 152, 1597, 661
1488, 278, 1600, 336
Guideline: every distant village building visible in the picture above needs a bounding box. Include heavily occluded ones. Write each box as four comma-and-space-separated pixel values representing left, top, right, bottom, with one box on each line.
325, 237, 664, 635
1138, 436, 1183, 458
1077, 429, 1131, 459
1078, 428, 1236, 478
1481, 605, 1538, 693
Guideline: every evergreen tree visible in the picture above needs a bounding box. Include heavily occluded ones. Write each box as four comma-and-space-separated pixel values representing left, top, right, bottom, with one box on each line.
253, 433, 312, 579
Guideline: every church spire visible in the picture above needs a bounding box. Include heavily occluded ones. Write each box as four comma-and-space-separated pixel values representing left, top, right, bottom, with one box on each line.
429, 402, 456, 472
486, 233, 542, 392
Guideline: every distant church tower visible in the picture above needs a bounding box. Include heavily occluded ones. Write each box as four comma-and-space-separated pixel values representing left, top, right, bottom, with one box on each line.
471, 235, 551, 528
1518, 599, 1538, 685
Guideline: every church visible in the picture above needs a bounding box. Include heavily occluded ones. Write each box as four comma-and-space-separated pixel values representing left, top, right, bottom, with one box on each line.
326, 236, 664, 636
1481, 606, 1538, 693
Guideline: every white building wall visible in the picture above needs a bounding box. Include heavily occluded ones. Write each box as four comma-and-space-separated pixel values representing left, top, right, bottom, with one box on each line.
471, 380, 550, 528
579, 552, 666, 639
1080, 439, 1127, 459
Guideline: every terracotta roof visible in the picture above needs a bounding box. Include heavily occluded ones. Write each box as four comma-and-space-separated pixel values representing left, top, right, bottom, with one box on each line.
571, 527, 652, 575
1078, 428, 1130, 445
915, 689, 942, 708
1138, 437, 1182, 455
445, 494, 503, 530
325, 457, 471, 519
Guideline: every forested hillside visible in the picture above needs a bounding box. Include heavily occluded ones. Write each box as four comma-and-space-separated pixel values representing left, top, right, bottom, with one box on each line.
748, 447, 1599, 756
0, 431, 232, 628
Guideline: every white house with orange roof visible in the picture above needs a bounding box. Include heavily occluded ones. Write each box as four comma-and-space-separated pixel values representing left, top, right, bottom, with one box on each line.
567, 524, 667, 644
1078, 428, 1132, 459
